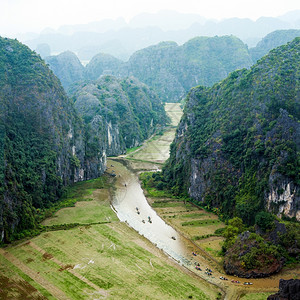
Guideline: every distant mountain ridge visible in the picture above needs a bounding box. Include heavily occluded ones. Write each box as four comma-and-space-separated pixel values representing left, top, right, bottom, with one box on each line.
250, 29, 300, 62
25, 9, 300, 61
46, 35, 253, 102
45, 50, 85, 88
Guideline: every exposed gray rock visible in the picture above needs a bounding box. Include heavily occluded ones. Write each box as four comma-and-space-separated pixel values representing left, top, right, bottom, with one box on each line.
268, 279, 300, 300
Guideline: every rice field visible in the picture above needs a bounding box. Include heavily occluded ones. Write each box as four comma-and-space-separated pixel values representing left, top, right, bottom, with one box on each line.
0, 176, 220, 300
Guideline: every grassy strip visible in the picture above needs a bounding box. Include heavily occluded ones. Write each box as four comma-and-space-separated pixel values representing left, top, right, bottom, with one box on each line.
43, 221, 112, 232
126, 145, 142, 154
41, 176, 110, 219
181, 213, 206, 218
182, 219, 222, 227
152, 202, 184, 208
7, 176, 112, 243
126, 157, 164, 165
144, 187, 174, 198
192, 234, 220, 241
0, 255, 55, 299
152, 201, 193, 208
9, 246, 96, 299
14, 223, 220, 299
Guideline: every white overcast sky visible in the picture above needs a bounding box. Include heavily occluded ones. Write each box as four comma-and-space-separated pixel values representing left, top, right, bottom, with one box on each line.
1, 0, 300, 37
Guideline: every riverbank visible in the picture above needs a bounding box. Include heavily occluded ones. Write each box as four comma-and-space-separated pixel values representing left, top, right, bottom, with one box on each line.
125, 103, 299, 299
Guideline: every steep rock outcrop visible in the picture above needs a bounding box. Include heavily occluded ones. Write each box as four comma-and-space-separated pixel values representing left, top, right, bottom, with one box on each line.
268, 279, 300, 300
119, 36, 252, 101
73, 75, 168, 155
163, 38, 300, 222
0, 37, 104, 242
223, 231, 285, 278
84, 53, 124, 81
47, 35, 253, 102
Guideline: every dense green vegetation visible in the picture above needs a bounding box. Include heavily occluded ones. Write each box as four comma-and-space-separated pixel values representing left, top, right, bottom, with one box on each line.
73, 75, 169, 154
162, 37, 299, 224
0, 37, 168, 243
0, 37, 102, 243
250, 29, 300, 63
145, 38, 300, 275
94, 36, 252, 102
47, 35, 253, 102
222, 216, 300, 275
47, 32, 300, 104
141, 170, 299, 275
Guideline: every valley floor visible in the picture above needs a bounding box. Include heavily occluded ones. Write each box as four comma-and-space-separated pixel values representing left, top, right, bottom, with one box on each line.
0, 103, 298, 299
118, 103, 300, 299
0, 173, 220, 299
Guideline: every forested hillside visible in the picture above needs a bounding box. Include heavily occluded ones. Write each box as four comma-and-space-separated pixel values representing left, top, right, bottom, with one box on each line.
73, 75, 169, 155
250, 29, 300, 62
0, 37, 105, 242
45, 51, 85, 89
163, 38, 300, 223
47, 35, 252, 101
0, 37, 168, 243
93, 35, 252, 101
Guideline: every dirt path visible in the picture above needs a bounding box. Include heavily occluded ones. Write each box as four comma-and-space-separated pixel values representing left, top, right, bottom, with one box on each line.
0, 248, 67, 300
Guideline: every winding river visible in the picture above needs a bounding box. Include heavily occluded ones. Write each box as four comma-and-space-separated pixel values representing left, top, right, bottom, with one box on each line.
110, 159, 192, 267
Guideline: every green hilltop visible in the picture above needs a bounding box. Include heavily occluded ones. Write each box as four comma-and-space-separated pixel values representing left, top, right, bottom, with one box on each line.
163, 37, 300, 223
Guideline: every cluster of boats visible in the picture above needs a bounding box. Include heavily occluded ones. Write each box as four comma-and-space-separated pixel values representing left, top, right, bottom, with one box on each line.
219, 276, 228, 280
136, 208, 152, 224
230, 280, 253, 285
190, 256, 253, 285
205, 267, 213, 276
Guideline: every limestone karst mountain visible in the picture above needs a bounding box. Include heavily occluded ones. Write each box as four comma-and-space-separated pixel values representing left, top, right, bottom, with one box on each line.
0, 37, 168, 242
0, 37, 107, 242
163, 38, 300, 222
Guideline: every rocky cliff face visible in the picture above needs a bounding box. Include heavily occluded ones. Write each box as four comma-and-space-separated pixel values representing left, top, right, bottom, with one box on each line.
73, 75, 168, 155
163, 38, 300, 223
223, 231, 285, 278
84, 53, 124, 81
0, 37, 105, 242
268, 279, 300, 300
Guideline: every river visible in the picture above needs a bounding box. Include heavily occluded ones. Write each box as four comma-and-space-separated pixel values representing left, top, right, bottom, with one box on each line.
110, 159, 192, 267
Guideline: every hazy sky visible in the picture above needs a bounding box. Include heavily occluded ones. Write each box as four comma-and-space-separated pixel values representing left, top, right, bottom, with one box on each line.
1, 0, 300, 37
